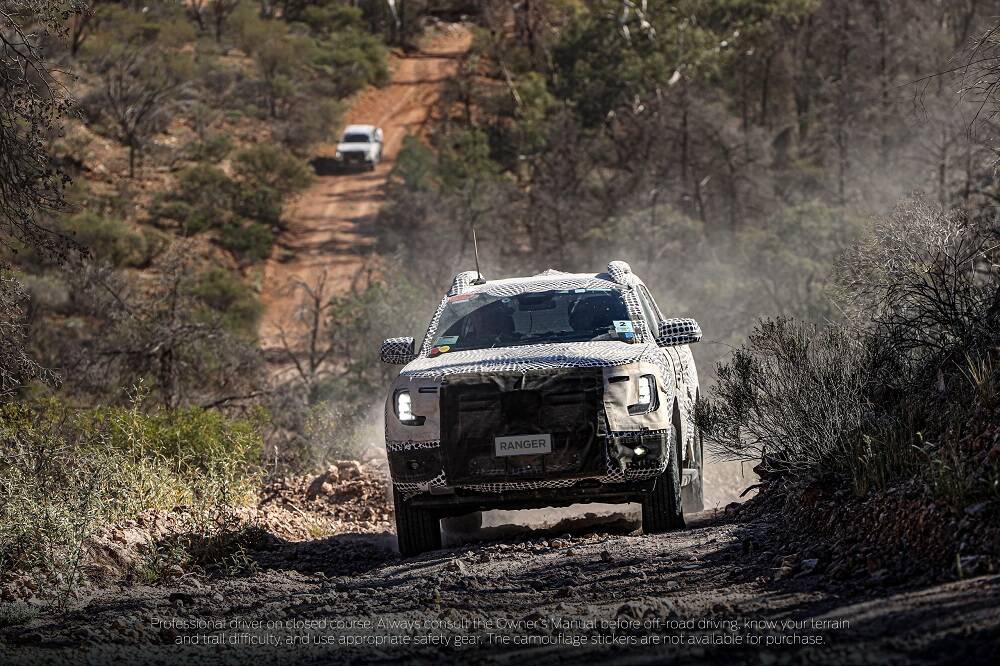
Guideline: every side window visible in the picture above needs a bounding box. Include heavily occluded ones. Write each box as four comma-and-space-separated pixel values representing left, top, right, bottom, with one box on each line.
639, 286, 666, 321
635, 286, 662, 334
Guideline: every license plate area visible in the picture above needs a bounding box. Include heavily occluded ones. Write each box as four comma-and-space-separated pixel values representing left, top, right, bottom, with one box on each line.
494, 434, 552, 457
440, 371, 607, 484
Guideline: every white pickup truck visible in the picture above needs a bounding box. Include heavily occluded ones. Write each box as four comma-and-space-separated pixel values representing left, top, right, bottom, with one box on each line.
334, 124, 383, 171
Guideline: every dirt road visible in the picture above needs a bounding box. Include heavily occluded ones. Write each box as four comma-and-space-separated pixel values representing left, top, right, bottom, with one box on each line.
5, 510, 998, 665
258, 26, 472, 351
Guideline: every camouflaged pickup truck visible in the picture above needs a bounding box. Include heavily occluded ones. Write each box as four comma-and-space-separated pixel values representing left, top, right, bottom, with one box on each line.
380, 261, 703, 556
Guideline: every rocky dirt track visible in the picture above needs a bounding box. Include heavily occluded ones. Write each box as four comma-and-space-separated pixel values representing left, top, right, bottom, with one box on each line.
258, 25, 472, 357
3, 473, 998, 666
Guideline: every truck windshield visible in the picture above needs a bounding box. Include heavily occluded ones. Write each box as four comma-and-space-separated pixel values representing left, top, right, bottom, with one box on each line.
342, 133, 370, 143
429, 288, 636, 353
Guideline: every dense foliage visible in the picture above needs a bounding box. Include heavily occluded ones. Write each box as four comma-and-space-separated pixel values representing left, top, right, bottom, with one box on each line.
699, 200, 1000, 509
0, 396, 263, 594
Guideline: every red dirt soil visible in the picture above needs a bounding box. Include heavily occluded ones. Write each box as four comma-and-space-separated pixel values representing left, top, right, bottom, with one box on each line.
258, 26, 472, 352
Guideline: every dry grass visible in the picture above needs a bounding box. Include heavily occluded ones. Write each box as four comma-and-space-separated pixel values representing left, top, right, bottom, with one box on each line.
0, 392, 263, 602
700, 200, 1000, 508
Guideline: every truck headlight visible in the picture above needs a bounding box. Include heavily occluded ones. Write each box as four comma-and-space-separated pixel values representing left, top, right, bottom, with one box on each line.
628, 375, 658, 415
335, 150, 343, 160
395, 390, 425, 425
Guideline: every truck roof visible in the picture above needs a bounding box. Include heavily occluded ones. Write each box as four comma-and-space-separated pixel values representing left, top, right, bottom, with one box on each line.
447, 262, 645, 298
342, 124, 376, 134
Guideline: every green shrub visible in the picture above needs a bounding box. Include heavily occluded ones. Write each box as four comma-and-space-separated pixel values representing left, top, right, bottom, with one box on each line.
298, 3, 364, 32
232, 144, 313, 196
218, 221, 274, 263
153, 145, 304, 250
312, 28, 389, 96
60, 212, 150, 268
81, 402, 263, 473
391, 135, 438, 192
189, 268, 264, 336
278, 98, 342, 156
700, 201, 1000, 506
0, 398, 264, 596
234, 186, 283, 227
152, 165, 237, 234
697, 318, 897, 483
186, 134, 234, 163
437, 129, 502, 191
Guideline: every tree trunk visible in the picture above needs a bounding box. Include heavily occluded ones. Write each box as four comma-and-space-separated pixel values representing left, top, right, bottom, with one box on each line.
835, 1, 852, 206
679, 82, 691, 216
760, 51, 773, 129
793, 16, 814, 151
70, 13, 90, 58
938, 128, 949, 207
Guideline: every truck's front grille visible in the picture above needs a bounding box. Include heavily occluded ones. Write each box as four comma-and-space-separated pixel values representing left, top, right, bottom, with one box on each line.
439, 370, 607, 485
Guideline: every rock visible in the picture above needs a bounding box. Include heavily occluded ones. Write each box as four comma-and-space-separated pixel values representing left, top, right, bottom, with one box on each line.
168, 592, 194, 606
600, 549, 613, 562
779, 553, 800, 568
665, 580, 680, 590
711, 601, 732, 614
800, 558, 819, 574
627, 566, 647, 581
306, 466, 342, 500
336, 461, 363, 480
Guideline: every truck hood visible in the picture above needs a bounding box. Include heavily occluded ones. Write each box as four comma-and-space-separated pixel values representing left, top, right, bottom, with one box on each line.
337, 142, 372, 153
398, 341, 659, 379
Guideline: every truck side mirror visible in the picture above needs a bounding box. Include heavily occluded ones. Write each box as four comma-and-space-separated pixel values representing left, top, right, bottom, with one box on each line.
655, 318, 702, 347
380, 337, 416, 364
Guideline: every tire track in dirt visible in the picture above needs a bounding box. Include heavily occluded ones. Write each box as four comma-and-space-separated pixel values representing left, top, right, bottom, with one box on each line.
6, 512, 999, 665
258, 26, 472, 353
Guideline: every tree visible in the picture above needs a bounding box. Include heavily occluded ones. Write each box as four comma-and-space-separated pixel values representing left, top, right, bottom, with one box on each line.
67, 0, 118, 57
76, 245, 264, 409
0, 1, 77, 257
186, 0, 207, 31
83, 9, 195, 177
208, 0, 239, 42
273, 271, 340, 405
1, 1, 82, 397
232, 144, 313, 196
0, 273, 50, 400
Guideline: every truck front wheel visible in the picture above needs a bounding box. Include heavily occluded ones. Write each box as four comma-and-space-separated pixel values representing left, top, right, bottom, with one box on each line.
641, 418, 686, 533
393, 488, 442, 557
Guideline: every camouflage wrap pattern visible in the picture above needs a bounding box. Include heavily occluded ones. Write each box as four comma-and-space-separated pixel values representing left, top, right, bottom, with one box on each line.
385, 262, 700, 500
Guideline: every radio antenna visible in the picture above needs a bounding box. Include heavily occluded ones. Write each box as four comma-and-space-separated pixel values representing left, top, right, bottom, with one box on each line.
472, 227, 486, 284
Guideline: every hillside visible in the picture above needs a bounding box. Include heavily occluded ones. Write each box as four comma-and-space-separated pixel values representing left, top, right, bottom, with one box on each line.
2, 2, 1000, 665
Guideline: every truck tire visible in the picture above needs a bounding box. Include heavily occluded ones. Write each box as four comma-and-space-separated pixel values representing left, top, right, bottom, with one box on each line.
641, 415, 686, 533
393, 489, 441, 557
